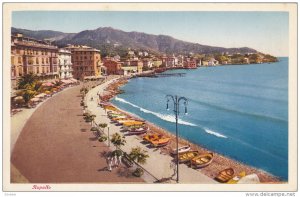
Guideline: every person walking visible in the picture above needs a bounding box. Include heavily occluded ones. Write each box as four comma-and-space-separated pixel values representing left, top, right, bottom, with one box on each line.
107, 156, 112, 172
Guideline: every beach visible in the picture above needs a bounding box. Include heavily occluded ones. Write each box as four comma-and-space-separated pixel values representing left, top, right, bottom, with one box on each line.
90, 76, 283, 183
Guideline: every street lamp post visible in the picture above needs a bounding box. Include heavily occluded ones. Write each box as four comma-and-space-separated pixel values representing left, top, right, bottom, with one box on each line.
107, 126, 110, 147
166, 95, 188, 183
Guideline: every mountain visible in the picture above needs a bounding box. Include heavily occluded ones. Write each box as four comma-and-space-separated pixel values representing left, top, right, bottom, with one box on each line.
11, 27, 257, 56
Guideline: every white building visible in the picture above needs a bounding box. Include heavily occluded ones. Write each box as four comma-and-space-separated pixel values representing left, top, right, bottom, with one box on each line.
58, 49, 73, 79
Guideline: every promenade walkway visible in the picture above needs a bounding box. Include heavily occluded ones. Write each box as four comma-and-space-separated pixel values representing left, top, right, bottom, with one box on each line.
86, 78, 217, 184
11, 84, 142, 183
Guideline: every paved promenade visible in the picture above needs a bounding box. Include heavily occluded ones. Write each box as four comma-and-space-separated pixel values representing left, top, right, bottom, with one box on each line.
11, 84, 142, 183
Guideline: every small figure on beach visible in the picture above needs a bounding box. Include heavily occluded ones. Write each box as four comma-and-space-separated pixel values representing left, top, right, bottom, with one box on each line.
114, 155, 119, 167
118, 155, 122, 166
106, 156, 112, 172
90, 96, 93, 101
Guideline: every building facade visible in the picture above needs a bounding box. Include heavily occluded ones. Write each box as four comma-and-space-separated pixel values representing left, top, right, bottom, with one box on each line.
58, 49, 73, 79
11, 33, 59, 89
103, 59, 123, 75
183, 57, 197, 68
65, 45, 102, 80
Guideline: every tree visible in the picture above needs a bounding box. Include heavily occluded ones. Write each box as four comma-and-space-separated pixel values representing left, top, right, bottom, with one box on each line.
17, 73, 38, 89
129, 146, 149, 177
129, 146, 149, 165
33, 81, 43, 92
111, 133, 126, 148
22, 89, 36, 104
99, 123, 108, 129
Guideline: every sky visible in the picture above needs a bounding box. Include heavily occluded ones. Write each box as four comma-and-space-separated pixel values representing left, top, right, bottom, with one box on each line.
12, 11, 289, 56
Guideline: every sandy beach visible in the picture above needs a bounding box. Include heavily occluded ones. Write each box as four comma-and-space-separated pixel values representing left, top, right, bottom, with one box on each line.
89, 76, 282, 183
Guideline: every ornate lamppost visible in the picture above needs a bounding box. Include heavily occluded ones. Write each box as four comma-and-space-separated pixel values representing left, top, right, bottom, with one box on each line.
166, 95, 188, 183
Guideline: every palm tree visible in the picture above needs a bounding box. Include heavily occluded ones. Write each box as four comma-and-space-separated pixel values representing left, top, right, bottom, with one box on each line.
99, 123, 108, 130
22, 89, 36, 104
129, 146, 149, 165
129, 146, 149, 177
33, 81, 43, 92
111, 133, 126, 148
17, 73, 38, 89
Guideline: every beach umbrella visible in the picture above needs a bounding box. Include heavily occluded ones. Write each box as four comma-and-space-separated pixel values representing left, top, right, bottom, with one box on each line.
44, 90, 51, 95
14, 96, 24, 101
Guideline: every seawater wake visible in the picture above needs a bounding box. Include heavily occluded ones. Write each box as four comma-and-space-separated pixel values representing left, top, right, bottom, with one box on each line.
203, 128, 228, 138
115, 96, 196, 126
115, 97, 229, 139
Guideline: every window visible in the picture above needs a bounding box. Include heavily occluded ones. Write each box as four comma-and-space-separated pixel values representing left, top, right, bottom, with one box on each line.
28, 58, 33, 65
18, 67, 23, 76
36, 67, 40, 74
36, 58, 39, 64
18, 57, 22, 63
42, 58, 44, 64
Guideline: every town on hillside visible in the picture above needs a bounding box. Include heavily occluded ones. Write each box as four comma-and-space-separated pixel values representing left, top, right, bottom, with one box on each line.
11, 32, 278, 92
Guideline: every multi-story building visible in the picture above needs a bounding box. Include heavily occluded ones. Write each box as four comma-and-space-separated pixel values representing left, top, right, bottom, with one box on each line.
183, 57, 197, 69
143, 59, 154, 69
58, 49, 73, 79
103, 59, 123, 75
65, 45, 102, 80
11, 33, 59, 89
129, 60, 143, 73
152, 58, 163, 68
161, 55, 178, 67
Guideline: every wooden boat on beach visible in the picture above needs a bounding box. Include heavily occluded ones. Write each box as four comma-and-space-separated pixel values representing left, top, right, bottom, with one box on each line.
107, 113, 124, 118
171, 145, 191, 155
127, 127, 149, 135
123, 121, 145, 127
190, 152, 214, 169
151, 137, 170, 147
111, 116, 128, 121
143, 134, 163, 143
227, 171, 246, 184
104, 105, 118, 111
178, 150, 199, 163
215, 168, 235, 183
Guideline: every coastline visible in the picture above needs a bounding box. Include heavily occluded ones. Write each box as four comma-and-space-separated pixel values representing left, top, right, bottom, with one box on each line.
101, 76, 283, 183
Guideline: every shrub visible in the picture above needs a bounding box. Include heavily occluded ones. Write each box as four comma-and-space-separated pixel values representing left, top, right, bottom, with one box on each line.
132, 167, 144, 177
98, 135, 108, 142
91, 127, 98, 131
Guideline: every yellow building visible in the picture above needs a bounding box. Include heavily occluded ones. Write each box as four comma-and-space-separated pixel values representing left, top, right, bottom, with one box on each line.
65, 45, 102, 80
11, 33, 59, 89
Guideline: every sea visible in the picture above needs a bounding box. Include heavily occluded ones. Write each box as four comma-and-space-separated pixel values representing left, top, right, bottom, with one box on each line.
111, 57, 288, 180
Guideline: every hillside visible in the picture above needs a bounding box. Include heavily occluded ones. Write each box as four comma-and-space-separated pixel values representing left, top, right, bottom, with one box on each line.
12, 27, 257, 56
